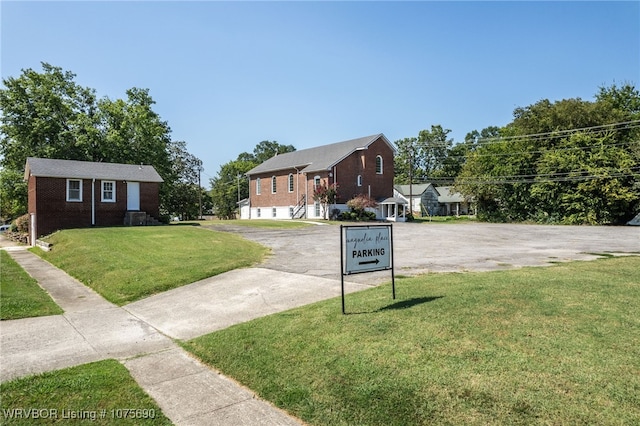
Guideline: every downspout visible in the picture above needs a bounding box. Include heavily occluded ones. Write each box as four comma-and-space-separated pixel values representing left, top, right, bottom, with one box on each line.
329, 166, 338, 215
91, 179, 96, 226
294, 166, 300, 218
303, 172, 308, 218
333, 166, 337, 213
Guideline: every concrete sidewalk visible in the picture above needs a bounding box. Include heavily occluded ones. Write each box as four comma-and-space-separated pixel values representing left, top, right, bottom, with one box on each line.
1, 243, 370, 425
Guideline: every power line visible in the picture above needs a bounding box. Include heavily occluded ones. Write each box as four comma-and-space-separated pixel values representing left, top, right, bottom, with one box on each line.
398, 120, 640, 149
445, 140, 640, 160
408, 166, 640, 185
471, 119, 640, 146
454, 167, 640, 185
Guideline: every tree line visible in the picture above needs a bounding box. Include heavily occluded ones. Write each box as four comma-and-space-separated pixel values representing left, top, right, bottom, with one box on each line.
209, 141, 296, 219
2, 63, 637, 225
394, 84, 640, 225
0, 63, 209, 222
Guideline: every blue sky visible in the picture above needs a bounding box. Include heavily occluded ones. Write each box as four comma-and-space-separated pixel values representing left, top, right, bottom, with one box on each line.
2, 1, 638, 184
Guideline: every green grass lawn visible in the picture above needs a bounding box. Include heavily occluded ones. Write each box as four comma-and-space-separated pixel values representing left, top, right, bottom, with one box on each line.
413, 214, 477, 223
0, 359, 171, 425
34, 226, 269, 305
206, 219, 315, 229
1, 250, 63, 320
183, 256, 640, 425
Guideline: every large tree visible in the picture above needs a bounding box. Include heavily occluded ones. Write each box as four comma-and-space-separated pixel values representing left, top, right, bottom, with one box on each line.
456, 83, 640, 224
394, 125, 454, 185
0, 62, 201, 221
210, 141, 296, 219
0, 63, 99, 170
165, 140, 211, 220
209, 159, 256, 220
0, 168, 27, 222
237, 140, 296, 164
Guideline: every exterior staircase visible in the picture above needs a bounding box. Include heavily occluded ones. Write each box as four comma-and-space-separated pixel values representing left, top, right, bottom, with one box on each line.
291, 195, 306, 219
124, 211, 161, 226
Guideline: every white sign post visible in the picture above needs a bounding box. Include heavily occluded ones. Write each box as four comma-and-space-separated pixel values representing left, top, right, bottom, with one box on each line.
340, 224, 395, 314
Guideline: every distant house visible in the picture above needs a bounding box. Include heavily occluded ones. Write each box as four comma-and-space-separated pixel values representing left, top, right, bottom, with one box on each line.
394, 184, 470, 216
24, 157, 163, 244
244, 134, 406, 220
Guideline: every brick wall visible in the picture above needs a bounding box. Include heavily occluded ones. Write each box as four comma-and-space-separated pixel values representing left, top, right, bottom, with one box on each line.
250, 169, 306, 208
29, 176, 161, 237
248, 135, 395, 214
330, 136, 394, 203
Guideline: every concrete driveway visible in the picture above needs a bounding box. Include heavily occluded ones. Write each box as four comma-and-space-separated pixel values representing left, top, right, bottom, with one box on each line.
205, 221, 640, 284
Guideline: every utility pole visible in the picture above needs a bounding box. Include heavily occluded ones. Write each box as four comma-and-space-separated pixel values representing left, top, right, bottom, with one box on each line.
198, 161, 203, 220
409, 146, 413, 219
237, 174, 241, 218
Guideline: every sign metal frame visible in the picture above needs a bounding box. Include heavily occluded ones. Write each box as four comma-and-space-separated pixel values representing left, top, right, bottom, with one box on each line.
340, 224, 395, 314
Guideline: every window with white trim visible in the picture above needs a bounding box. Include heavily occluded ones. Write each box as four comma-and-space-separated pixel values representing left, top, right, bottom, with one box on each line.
256, 178, 261, 195
314, 202, 321, 217
271, 176, 277, 193
288, 174, 294, 192
314, 176, 321, 187
357, 175, 362, 187
102, 180, 115, 202
376, 155, 383, 174
272, 207, 277, 217
67, 179, 82, 202
257, 208, 261, 218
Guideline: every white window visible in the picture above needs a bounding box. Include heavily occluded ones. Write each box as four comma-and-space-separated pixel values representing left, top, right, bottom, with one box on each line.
257, 208, 261, 218
288, 174, 294, 192
289, 207, 294, 217
272, 207, 277, 218
67, 179, 82, 202
256, 178, 261, 195
314, 202, 321, 217
376, 155, 383, 174
314, 176, 321, 188
102, 180, 115, 202
357, 175, 362, 187
272, 176, 277, 194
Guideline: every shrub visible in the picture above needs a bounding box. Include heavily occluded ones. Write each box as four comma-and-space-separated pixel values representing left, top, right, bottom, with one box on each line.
346, 194, 378, 211
340, 195, 378, 221
14, 214, 30, 233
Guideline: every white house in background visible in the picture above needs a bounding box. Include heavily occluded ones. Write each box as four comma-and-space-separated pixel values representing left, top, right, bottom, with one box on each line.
394, 184, 470, 216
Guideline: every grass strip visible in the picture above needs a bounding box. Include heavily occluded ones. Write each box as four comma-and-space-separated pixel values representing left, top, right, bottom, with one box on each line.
413, 215, 477, 223
0, 359, 171, 425
1, 250, 63, 320
183, 256, 640, 425
206, 219, 314, 229
34, 226, 268, 305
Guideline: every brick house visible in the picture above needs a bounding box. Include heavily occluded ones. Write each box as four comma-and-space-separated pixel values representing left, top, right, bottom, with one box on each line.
243, 134, 406, 220
24, 157, 163, 243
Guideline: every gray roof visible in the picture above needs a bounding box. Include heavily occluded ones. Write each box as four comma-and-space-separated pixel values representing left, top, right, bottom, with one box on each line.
24, 157, 164, 182
246, 134, 394, 175
395, 184, 466, 203
435, 186, 465, 203
394, 184, 434, 196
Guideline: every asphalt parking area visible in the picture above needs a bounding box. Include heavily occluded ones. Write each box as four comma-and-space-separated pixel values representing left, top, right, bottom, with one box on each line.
208, 222, 640, 284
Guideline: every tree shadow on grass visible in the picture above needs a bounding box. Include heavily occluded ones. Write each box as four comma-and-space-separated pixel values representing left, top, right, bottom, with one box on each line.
346, 296, 444, 315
